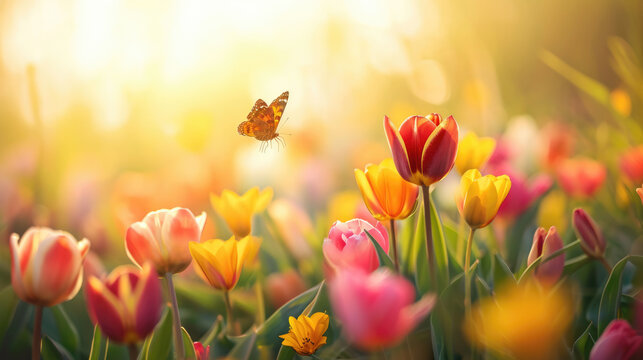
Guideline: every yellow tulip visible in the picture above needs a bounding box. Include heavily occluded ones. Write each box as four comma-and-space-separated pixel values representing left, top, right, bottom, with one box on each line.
464, 280, 572, 360
455, 132, 496, 175
210, 187, 273, 238
188, 236, 262, 291
354, 158, 419, 221
457, 169, 511, 229
279, 312, 329, 356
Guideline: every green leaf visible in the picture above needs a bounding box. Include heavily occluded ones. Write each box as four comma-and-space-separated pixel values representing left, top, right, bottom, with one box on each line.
227, 328, 258, 360
299, 281, 326, 317
412, 206, 430, 293
493, 253, 516, 287
181, 327, 197, 359
199, 315, 224, 347
597, 255, 643, 335
541, 50, 610, 105
137, 337, 151, 360
429, 192, 450, 290
256, 283, 322, 348
365, 230, 395, 270
0, 286, 18, 342
89, 324, 104, 360
41, 336, 74, 360
572, 322, 594, 360
276, 345, 296, 360
50, 305, 80, 355
146, 308, 173, 360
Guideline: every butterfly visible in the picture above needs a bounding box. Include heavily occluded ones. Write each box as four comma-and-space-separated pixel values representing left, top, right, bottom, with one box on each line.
237, 91, 289, 151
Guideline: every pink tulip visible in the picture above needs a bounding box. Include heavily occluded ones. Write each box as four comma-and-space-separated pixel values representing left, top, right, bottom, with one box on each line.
10, 227, 90, 307
329, 268, 435, 350
323, 219, 389, 276
125, 207, 206, 274
85, 264, 162, 344
487, 164, 552, 219
590, 320, 642, 360
527, 227, 564, 284
572, 208, 606, 259
194, 341, 210, 360
556, 158, 606, 199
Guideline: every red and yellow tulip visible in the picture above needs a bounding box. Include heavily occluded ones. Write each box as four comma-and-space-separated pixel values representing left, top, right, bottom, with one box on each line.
85, 263, 163, 344
10, 227, 90, 307
384, 114, 459, 187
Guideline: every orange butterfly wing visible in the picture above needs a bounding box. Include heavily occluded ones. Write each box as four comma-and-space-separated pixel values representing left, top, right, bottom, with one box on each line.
238, 91, 289, 141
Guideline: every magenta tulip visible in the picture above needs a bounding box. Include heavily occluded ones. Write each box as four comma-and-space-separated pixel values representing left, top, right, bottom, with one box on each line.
323, 219, 388, 276
590, 320, 642, 360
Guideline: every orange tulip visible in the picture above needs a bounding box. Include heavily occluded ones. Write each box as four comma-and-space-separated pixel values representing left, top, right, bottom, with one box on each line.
620, 145, 643, 184
354, 158, 419, 221
85, 263, 163, 344
10, 227, 90, 307
384, 114, 459, 186
556, 157, 606, 199
125, 207, 206, 275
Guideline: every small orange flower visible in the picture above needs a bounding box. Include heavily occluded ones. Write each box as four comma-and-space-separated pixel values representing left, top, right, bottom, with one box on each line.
354, 158, 419, 221
279, 312, 329, 356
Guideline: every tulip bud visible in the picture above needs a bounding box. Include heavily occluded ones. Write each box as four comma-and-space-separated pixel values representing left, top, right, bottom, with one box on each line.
527, 227, 564, 284
10, 227, 90, 307
194, 342, 210, 360
85, 263, 163, 344
590, 320, 642, 360
572, 208, 606, 259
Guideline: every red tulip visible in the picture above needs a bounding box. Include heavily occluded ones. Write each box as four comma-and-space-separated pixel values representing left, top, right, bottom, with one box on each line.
590, 320, 642, 360
85, 263, 163, 344
384, 114, 459, 186
194, 341, 210, 360
556, 158, 606, 198
572, 208, 606, 259
329, 268, 435, 350
10, 227, 90, 307
125, 207, 206, 275
620, 145, 643, 184
527, 227, 564, 284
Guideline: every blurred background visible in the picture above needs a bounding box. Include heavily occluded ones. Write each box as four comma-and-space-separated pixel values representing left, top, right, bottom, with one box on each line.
0, 0, 641, 355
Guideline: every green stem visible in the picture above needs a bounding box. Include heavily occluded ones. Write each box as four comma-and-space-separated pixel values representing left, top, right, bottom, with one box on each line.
165, 273, 185, 360
599, 257, 612, 273
32, 306, 43, 360
421, 185, 436, 288
464, 228, 476, 317
456, 214, 465, 265
389, 219, 400, 273
254, 281, 265, 325
223, 290, 236, 335
128, 343, 138, 360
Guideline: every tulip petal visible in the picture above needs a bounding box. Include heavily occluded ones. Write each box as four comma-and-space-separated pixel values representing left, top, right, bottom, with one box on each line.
420, 115, 459, 185
10, 233, 27, 301
384, 116, 413, 182
86, 277, 127, 342
161, 208, 201, 272
354, 168, 387, 220
134, 266, 162, 339
125, 222, 161, 269
32, 234, 81, 305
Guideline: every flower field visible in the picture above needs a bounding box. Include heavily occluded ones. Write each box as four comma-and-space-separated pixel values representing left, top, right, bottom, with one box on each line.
0, 0, 642, 359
